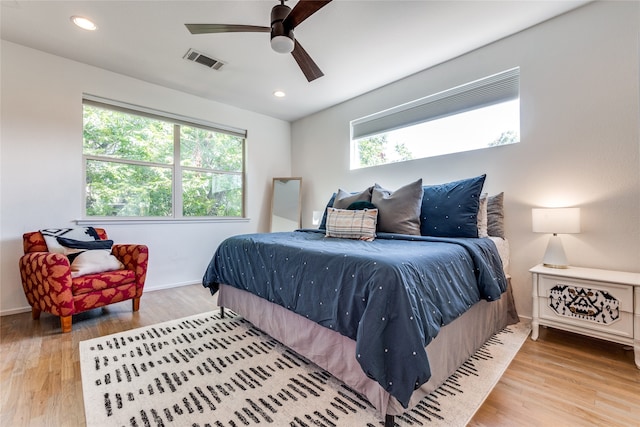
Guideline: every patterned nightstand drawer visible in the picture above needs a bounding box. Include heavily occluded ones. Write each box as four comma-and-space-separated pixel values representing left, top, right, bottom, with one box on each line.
538, 275, 634, 314
537, 275, 634, 338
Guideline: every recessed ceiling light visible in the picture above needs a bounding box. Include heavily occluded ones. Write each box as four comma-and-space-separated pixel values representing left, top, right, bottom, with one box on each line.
71, 16, 97, 31
273, 90, 286, 98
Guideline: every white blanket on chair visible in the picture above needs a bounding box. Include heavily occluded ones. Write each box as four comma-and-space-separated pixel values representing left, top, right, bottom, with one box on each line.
40, 227, 101, 255
39, 227, 123, 277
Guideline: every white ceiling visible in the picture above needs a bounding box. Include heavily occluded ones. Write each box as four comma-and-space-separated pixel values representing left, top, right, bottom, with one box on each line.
1, 0, 590, 122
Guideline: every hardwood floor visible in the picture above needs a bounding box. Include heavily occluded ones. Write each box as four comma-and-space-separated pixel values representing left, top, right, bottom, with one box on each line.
0, 284, 218, 427
471, 326, 640, 427
1, 284, 638, 426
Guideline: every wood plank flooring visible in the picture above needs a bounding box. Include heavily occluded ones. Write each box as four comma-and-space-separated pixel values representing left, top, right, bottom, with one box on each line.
1, 284, 638, 426
470, 323, 640, 427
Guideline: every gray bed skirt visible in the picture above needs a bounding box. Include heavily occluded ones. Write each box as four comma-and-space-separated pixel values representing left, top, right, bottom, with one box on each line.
218, 279, 518, 418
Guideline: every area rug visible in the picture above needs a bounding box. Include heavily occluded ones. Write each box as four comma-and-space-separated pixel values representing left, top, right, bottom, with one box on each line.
80, 310, 529, 427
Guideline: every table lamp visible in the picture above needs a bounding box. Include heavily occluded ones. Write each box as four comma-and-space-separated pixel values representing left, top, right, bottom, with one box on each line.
532, 207, 580, 268
312, 210, 322, 226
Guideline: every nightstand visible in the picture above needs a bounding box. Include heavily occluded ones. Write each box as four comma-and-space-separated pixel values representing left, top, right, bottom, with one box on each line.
530, 264, 640, 369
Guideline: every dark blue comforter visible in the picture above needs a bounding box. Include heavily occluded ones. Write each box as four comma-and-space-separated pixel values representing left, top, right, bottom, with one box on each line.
202, 229, 507, 407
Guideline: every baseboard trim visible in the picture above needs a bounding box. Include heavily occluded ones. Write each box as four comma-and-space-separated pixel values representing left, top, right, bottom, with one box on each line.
0, 281, 202, 317
145, 281, 201, 292
0, 306, 32, 317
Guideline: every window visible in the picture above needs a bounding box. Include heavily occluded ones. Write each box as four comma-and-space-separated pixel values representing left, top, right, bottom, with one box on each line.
82, 97, 246, 219
350, 68, 520, 169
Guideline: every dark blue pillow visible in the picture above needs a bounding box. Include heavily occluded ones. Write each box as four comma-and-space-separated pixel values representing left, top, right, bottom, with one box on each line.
347, 201, 377, 210
420, 174, 486, 238
318, 193, 337, 230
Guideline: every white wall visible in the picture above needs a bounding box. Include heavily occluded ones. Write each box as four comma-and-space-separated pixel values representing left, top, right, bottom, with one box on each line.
290, 1, 640, 318
0, 41, 292, 315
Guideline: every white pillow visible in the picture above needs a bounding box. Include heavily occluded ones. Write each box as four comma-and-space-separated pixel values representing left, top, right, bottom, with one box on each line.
70, 250, 124, 278
477, 193, 488, 238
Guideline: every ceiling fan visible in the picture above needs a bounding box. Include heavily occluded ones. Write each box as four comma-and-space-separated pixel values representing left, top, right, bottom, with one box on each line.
185, 0, 332, 82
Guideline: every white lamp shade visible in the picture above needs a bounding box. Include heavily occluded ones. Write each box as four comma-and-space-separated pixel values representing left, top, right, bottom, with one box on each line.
532, 207, 580, 268
532, 208, 580, 234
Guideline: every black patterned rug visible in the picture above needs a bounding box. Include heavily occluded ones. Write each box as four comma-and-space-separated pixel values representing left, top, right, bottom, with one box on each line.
79, 310, 529, 426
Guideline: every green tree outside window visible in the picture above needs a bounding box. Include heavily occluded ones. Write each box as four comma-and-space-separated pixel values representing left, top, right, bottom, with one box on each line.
83, 103, 244, 218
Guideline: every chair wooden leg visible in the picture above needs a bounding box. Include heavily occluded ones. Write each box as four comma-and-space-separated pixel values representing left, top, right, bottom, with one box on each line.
32, 306, 41, 320
132, 297, 141, 312
60, 315, 72, 333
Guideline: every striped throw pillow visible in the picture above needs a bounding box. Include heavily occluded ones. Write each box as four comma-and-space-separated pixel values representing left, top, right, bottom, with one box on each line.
325, 207, 378, 241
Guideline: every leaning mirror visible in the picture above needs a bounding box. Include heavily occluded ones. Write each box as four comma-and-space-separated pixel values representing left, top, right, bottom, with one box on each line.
270, 177, 302, 232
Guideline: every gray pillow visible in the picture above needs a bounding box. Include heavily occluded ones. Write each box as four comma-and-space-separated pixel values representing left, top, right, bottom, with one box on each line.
333, 186, 373, 209
371, 179, 423, 235
487, 192, 505, 238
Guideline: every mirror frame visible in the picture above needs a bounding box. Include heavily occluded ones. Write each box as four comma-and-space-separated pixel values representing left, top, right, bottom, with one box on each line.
270, 177, 302, 232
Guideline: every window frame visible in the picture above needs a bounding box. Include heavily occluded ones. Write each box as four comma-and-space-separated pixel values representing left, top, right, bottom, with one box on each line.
80, 95, 248, 223
350, 67, 520, 169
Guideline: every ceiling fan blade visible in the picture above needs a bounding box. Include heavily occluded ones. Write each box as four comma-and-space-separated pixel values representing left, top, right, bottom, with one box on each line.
283, 0, 332, 29
291, 40, 324, 82
185, 24, 270, 34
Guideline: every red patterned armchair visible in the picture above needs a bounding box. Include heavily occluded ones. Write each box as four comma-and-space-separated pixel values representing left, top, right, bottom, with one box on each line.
19, 228, 148, 333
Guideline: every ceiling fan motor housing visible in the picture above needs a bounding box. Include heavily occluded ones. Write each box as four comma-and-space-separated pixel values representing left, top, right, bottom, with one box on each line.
270, 3, 295, 53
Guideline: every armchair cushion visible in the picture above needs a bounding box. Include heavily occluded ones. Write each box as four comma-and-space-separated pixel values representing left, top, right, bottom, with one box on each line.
72, 270, 135, 295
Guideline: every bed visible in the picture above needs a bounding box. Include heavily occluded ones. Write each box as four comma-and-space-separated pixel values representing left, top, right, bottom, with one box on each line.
202, 176, 518, 425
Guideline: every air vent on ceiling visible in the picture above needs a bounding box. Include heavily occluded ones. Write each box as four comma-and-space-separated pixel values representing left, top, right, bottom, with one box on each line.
183, 49, 225, 70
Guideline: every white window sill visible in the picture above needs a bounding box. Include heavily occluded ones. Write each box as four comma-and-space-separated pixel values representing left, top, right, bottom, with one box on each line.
75, 217, 251, 225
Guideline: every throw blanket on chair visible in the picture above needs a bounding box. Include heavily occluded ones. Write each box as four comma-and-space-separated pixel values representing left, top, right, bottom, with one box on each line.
40, 227, 102, 258
40, 227, 123, 277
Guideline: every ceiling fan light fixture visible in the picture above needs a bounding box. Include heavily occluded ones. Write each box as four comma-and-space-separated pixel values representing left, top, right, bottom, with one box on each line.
271, 35, 295, 54
185, 0, 331, 81
70, 15, 97, 31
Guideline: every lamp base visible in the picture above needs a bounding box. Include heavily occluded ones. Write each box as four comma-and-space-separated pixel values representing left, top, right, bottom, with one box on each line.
542, 234, 569, 268
542, 262, 569, 269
